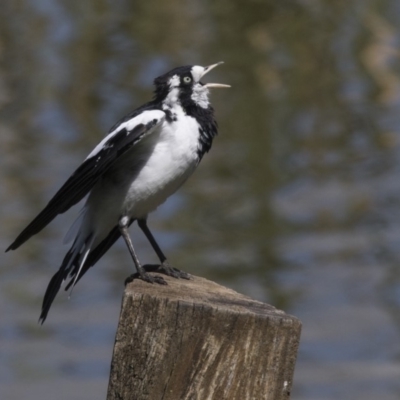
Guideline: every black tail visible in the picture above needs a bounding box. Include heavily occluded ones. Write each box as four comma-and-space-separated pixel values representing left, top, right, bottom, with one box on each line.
39, 221, 132, 324
39, 249, 76, 324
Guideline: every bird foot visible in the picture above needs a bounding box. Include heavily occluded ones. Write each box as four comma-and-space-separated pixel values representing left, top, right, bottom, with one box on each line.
125, 270, 167, 286
143, 263, 191, 280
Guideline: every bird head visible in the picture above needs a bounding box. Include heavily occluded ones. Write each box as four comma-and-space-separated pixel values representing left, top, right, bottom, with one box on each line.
154, 62, 230, 109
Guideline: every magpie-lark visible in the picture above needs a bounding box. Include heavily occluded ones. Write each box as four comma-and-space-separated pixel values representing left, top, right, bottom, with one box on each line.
6, 62, 229, 323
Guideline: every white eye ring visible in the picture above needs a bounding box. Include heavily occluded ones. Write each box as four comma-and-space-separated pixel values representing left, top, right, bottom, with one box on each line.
183, 76, 192, 84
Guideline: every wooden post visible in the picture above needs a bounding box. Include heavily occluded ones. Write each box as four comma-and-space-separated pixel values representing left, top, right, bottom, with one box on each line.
107, 274, 301, 400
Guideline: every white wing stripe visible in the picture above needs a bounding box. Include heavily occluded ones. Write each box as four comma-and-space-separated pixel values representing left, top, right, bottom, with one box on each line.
86, 110, 165, 160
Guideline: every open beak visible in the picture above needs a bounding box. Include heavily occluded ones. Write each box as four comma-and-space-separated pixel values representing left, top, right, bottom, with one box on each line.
201, 62, 231, 88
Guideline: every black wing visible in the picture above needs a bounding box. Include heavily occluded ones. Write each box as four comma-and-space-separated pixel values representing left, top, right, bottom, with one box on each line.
7, 109, 165, 251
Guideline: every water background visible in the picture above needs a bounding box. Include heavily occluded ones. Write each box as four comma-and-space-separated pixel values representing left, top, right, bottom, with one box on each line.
1, 1, 400, 399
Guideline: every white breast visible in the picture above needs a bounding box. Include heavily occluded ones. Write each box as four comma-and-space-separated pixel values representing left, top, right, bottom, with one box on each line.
86, 106, 201, 235
124, 109, 200, 215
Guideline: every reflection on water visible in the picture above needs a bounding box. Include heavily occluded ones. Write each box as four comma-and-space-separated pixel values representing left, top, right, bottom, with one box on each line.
1, 1, 400, 399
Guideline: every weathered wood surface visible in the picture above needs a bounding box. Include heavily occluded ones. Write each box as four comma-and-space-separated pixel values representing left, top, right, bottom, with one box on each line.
107, 274, 301, 400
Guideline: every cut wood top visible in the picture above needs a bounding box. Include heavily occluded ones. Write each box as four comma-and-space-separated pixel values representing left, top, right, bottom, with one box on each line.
126, 273, 298, 323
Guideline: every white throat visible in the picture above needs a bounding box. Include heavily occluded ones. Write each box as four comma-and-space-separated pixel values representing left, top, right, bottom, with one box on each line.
191, 84, 210, 109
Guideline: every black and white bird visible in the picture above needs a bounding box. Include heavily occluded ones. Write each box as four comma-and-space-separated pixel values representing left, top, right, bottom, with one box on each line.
7, 62, 229, 323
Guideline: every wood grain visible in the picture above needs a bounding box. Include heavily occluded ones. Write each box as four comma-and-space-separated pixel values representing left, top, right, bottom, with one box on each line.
107, 274, 301, 400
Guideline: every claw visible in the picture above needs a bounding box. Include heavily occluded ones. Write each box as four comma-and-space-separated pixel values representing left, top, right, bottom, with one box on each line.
143, 263, 191, 280
124, 271, 167, 286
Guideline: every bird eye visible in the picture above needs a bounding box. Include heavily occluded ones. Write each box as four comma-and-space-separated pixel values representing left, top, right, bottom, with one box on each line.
183, 76, 192, 84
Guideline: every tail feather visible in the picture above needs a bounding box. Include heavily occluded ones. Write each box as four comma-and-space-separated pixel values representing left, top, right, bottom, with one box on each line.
39, 218, 134, 323
39, 248, 76, 324
67, 233, 95, 297
63, 207, 87, 244
64, 223, 126, 291
39, 230, 93, 324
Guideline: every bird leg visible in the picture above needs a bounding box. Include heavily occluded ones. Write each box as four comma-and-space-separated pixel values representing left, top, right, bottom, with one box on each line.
119, 216, 166, 285
137, 218, 190, 280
